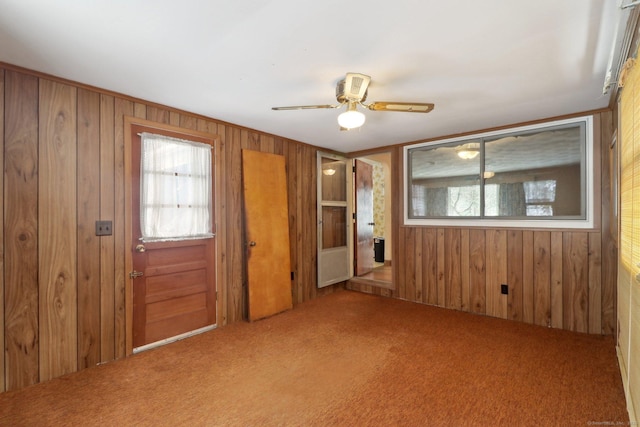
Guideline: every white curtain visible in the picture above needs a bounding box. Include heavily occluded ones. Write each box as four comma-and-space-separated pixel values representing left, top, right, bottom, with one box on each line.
140, 132, 213, 242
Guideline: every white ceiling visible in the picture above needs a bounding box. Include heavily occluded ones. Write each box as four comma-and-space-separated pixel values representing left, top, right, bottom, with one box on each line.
0, 0, 620, 153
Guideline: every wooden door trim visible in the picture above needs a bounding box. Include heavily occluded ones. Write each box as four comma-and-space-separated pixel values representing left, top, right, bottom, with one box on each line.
123, 116, 219, 355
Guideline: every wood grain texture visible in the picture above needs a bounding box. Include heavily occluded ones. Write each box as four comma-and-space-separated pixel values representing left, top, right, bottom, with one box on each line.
4, 71, 40, 391
99, 94, 115, 363
76, 88, 101, 369
404, 227, 416, 302
436, 228, 445, 307
588, 232, 602, 334
414, 228, 423, 302
469, 229, 486, 314
422, 228, 438, 305
550, 232, 563, 329
114, 98, 132, 359
227, 127, 244, 321
444, 228, 461, 310
522, 231, 534, 324
533, 232, 551, 327
460, 229, 470, 311
38, 79, 78, 381
563, 232, 589, 333
485, 230, 507, 319
507, 230, 523, 321
242, 150, 292, 321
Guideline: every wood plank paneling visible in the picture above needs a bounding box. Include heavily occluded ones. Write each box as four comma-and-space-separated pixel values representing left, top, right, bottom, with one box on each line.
4, 71, 39, 391
114, 99, 132, 359
437, 228, 445, 306
414, 228, 423, 302
469, 229, 486, 314
422, 228, 438, 305
522, 231, 534, 324
533, 231, 551, 327
396, 227, 406, 300
404, 227, 416, 302
99, 94, 115, 362
76, 88, 101, 369
460, 229, 470, 311
550, 231, 564, 329
507, 230, 523, 321
589, 232, 602, 334
445, 228, 461, 310
38, 79, 77, 381
302, 145, 317, 302
563, 232, 589, 333
228, 127, 244, 321
486, 230, 507, 319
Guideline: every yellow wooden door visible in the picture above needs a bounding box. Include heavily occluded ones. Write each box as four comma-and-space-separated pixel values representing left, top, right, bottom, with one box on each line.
242, 150, 292, 321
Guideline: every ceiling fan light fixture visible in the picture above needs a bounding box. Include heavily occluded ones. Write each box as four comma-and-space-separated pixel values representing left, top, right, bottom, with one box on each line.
456, 143, 480, 160
337, 102, 365, 129
457, 150, 479, 160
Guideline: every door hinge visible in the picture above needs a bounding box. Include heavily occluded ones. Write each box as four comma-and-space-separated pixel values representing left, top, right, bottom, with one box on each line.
129, 271, 144, 279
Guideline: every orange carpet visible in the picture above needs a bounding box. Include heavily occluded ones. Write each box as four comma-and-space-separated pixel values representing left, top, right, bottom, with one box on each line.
0, 290, 628, 426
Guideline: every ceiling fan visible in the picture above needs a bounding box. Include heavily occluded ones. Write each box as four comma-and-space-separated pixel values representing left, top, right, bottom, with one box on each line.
272, 72, 435, 130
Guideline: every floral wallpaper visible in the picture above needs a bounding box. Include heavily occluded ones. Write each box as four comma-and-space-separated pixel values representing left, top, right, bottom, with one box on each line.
373, 162, 385, 238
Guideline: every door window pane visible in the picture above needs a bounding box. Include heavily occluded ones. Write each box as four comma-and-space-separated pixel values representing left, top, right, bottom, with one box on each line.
322, 206, 347, 249
321, 157, 347, 202
140, 133, 213, 241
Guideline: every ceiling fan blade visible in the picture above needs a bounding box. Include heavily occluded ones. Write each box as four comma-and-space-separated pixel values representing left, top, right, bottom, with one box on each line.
343, 73, 371, 101
272, 104, 341, 110
367, 101, 435, 113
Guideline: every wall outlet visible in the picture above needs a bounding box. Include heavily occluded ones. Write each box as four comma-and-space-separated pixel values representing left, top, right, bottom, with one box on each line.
501, 284, 509, 295
95, 220, 112, 236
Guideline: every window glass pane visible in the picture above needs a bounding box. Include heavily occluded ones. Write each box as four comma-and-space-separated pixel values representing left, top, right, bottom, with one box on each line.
448, 185, 480, 216
321, 158, 347, 201
484, 125, 583, 218
322, 206, 347, 248
406, 118, 588, 225
409, 140, 481, 217
141, 133, 213, 241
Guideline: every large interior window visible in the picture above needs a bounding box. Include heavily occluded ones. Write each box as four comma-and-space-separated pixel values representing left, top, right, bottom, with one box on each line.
404, 116, 593, 228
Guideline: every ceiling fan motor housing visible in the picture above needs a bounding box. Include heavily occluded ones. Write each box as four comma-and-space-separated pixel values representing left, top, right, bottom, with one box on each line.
336, 76, 369, 103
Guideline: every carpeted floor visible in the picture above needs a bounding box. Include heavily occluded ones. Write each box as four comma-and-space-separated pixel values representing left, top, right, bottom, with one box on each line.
0, 290, 629, 426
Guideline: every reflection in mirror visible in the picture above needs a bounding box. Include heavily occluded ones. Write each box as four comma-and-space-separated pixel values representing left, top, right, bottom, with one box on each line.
409, 141, 481, 217
407, 119, 586, 220
321, 157, 347, 202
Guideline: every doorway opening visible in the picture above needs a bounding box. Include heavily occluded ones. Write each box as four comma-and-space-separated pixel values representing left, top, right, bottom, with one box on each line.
353, 153, 392, 288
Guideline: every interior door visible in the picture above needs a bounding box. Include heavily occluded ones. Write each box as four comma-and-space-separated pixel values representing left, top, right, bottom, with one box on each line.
355, 159, 374, 276
242, 149, 293, 321
130, 123, 217, 351
317, 153, 352, 288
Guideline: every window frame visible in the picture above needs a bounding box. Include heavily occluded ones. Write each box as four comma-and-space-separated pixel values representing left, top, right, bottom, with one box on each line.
403, 115, 594, 229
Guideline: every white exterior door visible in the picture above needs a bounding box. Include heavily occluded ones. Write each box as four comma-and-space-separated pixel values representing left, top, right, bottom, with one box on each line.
317, 152, 352, 288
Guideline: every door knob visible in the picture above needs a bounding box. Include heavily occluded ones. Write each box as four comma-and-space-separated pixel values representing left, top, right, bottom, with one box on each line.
135, 244, 146, 253
367, 222, 375, 226
248, 241, 257, 247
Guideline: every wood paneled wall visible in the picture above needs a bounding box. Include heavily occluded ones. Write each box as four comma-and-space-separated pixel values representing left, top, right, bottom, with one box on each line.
0, 63, 617, 394
0, 65, 337, 392
348, 111, 617, 336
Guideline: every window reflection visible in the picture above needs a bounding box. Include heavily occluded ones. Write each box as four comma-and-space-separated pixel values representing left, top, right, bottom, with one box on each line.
407, 121, 585, 220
